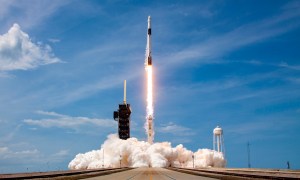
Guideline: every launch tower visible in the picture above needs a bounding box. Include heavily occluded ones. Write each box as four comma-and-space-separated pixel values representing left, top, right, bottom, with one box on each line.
114, 80, 131, 140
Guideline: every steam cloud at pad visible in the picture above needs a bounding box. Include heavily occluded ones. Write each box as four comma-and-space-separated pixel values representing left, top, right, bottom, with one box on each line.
68, 134, 226, 169
68, 16, 226, 169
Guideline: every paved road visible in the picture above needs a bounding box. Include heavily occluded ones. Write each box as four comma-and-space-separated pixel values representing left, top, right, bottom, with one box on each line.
83, 167, 218, 180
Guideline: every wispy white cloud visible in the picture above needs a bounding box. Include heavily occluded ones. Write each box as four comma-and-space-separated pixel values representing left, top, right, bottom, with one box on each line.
222, 118, 298, 143
0, 24, 60, 71
0, 71, 14, 78
169, 138, 192, 144
0, 1, 15, 20
0, 146, 40, 159
160, 60, 293, 117
35, 110, 67, 118
278, 62, 300, 71
166, 1, 216, 18
0, 125, 22, 144
159, 74, 260, 101
24, 111, 116, 129
226, 121, 273, 135
161, 6, 300, 66
239, 60, 300, 71
157, 122, 195, 136
220, 60, 300, 72
0, 146, 69, 165
53, 149, 69, 157
49, 149, 71, 163
48, 38, 60, 43
225, 118, 296, 136
156, 122, 195, 144
0, 0, 69, 31
0, 147, 9, 154
282, 0, 300, 10
56, 70, 139, 105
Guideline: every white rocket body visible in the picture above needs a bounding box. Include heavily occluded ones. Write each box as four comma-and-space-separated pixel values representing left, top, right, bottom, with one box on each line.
145, 16, 152, 66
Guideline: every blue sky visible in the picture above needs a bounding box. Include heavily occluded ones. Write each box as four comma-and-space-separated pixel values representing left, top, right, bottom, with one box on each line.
0, 0, 300, 173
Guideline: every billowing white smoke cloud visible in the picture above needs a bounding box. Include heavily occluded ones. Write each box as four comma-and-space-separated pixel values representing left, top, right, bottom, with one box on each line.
0, 23, 60, 71
69, 134, 226, 169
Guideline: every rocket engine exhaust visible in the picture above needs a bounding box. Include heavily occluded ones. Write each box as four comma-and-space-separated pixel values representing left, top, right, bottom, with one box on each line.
145, 16, 154, 144
146, 65, 153, 144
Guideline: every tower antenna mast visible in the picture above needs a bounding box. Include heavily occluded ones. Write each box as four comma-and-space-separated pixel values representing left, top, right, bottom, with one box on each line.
247, 142, 251, 168
123, 80, 126, 104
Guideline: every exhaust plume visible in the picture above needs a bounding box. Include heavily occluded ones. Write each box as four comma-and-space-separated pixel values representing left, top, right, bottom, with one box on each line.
68, 134, 226, 169
145, 65, 154, 144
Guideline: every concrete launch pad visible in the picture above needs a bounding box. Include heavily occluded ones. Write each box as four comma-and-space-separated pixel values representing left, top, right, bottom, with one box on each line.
83, 167, 216, 180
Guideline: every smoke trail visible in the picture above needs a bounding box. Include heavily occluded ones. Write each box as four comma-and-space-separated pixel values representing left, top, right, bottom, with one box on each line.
68, 134, 226, 169
145, 65, 154, 144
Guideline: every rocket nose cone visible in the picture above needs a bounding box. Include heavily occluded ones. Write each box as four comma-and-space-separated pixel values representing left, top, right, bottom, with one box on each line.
148, 16, 151, 28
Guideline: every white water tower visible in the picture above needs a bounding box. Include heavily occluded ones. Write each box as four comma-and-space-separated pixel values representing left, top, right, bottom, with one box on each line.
213, 126, 225, 154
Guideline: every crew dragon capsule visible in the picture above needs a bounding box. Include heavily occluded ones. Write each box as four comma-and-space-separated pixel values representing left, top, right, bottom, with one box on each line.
145, 16, 152, 66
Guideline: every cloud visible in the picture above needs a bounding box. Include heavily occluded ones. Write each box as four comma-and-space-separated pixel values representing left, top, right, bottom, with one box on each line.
48, 38, 60, 43
0, 1, 15, 19
161, 5, 300, 65
0, 0, 69, 31
157, 122, 195, 136
220, 60, 300, 72
49, 149, 70, 162
0, 146, 40, 159
0, 24, 60, 71
53, 149, 69, 157
282, 0, 300, 10
57, 71, 138, 105
24, 111, 116, 129
0, 125, 22, 144
35, 110, 67, 118
281, 77, 300, 85
0, 71, 14, 78
0, 146, 68, 164
278, 62, 300, 71
0, 147, 9, 154
225, 118, 296, 136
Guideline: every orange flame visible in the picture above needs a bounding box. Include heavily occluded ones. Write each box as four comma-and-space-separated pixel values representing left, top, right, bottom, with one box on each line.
146, 65, 154, 144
